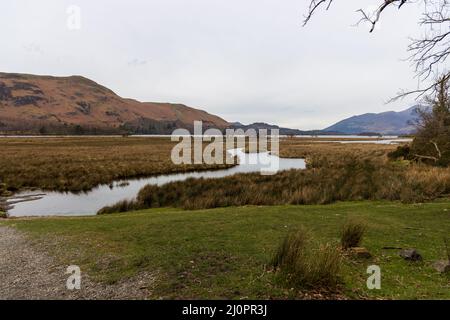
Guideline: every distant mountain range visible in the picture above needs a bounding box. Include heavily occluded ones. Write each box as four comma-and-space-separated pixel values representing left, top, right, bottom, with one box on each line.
0, 72, 228, 134
231, 105, 424, 136
229, 122, 338, 136
323, 106, 424, 135
0, 72, 426, 136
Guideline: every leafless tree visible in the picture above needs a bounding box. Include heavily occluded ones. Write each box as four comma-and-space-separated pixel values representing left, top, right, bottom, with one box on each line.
304, 0, 450, 101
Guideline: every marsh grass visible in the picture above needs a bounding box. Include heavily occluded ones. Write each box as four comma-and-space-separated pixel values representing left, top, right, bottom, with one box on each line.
340, 219, 367, 249
0, 189, 7, 217
100, 151, 450, 213
272, 228, 342, 289
0, 137, 234, 192
0, 183, 11, 197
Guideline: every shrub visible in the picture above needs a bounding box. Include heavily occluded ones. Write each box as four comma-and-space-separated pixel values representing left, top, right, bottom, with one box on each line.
272, 229, 342, 289
340, 219, 367, 249
388, 145, 411, 160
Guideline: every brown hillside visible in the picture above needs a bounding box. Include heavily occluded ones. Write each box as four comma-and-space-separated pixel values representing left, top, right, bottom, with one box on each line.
0, 72, 229, 134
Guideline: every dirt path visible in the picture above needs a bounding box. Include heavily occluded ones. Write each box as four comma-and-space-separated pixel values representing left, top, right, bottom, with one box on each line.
0, 225, 156, 300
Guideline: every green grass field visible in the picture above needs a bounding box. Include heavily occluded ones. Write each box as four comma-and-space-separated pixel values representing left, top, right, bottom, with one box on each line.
3, 200, 449, 299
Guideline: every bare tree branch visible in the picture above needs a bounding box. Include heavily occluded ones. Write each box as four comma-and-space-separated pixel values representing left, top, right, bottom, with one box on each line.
430, 140, 442, 158
303, 0, 334, 26
304, 0, 450, 101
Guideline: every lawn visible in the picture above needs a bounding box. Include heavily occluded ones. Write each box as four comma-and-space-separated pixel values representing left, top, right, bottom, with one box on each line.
2, 200, 449, 299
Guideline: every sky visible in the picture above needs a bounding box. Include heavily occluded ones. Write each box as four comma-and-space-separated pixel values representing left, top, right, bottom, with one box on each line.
1, 0, 427, 129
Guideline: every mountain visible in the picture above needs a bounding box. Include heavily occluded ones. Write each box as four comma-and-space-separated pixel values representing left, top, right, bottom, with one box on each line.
229, 122, 340, 136
323, 106, 424, 135
230, 122, 304, 135
0, 72, 229, 134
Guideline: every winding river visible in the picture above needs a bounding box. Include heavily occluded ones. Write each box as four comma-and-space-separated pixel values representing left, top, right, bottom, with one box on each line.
6, 149, 306, 217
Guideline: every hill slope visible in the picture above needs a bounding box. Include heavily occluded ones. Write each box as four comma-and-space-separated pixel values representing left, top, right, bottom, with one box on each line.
0, 72, 229, 134
324, 106, 423, 135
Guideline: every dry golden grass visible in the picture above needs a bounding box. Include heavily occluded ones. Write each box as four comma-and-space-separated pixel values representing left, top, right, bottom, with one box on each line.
2, 136, 449, 208
0, 137, 233, 192
277, 138, 396, 158
100, 138, 450, 213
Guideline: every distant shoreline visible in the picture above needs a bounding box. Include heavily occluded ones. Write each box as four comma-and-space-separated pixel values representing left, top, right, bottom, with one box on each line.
0, 134, 405, 139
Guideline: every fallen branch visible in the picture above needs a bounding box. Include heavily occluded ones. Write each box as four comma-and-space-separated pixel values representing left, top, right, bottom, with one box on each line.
413, 154, 438, 162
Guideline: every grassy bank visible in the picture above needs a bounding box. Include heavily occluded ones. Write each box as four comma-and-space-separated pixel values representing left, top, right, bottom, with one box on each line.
3, 201, 449, 299
0, 137, 233, 192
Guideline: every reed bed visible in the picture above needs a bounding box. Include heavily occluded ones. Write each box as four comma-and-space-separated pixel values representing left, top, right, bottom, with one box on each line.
0, 137, 233, 192
99, 141, 450, 213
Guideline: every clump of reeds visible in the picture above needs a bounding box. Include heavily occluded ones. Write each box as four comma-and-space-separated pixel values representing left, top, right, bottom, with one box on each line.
272, 228, 342, 289
340, 219, 367, 249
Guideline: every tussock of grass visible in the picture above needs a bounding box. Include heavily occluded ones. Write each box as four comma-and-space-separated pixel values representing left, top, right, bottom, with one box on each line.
340, 219, 367, 249
272, 228, 342, 289
272, 228, 308, 272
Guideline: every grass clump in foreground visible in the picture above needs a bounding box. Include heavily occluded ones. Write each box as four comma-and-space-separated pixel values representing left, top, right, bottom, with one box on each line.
3, 200, 450, 299
272, 228, 341, 290
340, 219, 367, 249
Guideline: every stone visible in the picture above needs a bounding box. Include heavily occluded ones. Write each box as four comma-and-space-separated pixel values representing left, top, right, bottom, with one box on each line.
433, 260, 450, 274
399, 249, 422, 261
350, 247, 372, 259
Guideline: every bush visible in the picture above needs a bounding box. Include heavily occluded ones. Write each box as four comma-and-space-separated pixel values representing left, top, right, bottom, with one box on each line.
340, 219, 367, 249
272, 228, 342, 289
388, 145, 411, 160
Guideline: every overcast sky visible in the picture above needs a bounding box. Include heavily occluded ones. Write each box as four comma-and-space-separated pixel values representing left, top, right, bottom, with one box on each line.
1, 0, 426, 129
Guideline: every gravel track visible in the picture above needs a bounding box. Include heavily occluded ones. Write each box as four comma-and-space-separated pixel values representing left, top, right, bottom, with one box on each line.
0, 225, 156, 300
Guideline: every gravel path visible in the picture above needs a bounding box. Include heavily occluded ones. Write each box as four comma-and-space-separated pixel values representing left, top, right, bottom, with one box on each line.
0, 225, 156, 300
